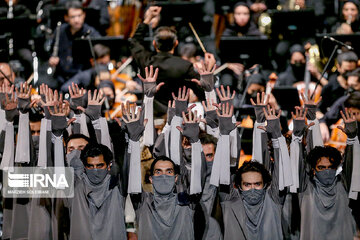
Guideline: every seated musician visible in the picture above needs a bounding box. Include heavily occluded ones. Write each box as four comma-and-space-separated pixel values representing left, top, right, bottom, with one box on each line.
48, 0, 100, 89
276, 44, 319, 87
333, 0, 360, 34
222, 2, 263, 37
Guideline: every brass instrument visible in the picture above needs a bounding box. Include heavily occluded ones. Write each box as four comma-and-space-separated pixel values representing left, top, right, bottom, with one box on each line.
307, 44, 323, 73
258, 12, 272, 36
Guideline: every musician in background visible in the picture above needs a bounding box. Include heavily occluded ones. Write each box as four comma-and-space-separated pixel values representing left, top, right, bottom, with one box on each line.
48, 0, 100, 89
333, 0, 360, 34
318, 51, 358, 114
276, 44, 319, 86
58, 0, 110, 35
222, 2, 263, 37
319, 69, 360, 142
60, 44, 111, 92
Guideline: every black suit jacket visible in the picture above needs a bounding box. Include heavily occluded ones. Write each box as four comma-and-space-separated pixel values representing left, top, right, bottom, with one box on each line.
130, 23, 204, 116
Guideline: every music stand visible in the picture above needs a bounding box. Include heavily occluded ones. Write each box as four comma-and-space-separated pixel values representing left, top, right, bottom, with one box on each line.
219, 36, 271, 68
49, 7, 100, 31
72, 36, 130, 67
268, 9, 316, 39
149, 1, 211, 36
0, 34, 9, 62
272, 87, 300, 112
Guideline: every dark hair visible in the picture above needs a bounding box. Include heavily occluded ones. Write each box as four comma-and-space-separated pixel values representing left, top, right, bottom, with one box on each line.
65, 0, 83, 13
344, 91, 360, 109
199, 133, 217, 147
337, 51, 358, 66
150, 156, 179, 176
154, 27, 177, 52
80, 143, 113, 166
306, 146, 342, 170
347, 67, 360, 78
179, 43, 197, 59
94, 44, 110, 59
65, 134, 91, 148
234, 161, 272, 187
29, 110, 44, 122
233, 2, 250, 12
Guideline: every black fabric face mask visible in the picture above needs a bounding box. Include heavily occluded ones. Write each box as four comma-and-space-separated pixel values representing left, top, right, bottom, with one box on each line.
291, 63, 306, 77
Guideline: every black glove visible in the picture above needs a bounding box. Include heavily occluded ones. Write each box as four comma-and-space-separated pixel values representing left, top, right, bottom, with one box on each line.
175, 100, 188, 117
5, 108, 18, 122
167, 107, 175, 124
344, 121, 358, 139
183, 122, 200, 143
126, 120, 145, 141
200, 73, 214, 92
253, 105, 266, 123
51, 115, 67, 137
221, 99, 233, 109
293, 119, 306, 137
85, 105, 102, 120
70, 96, 85, 114
218, 116, 236, 135
305, 104, 317, 120
266, 118, 282, 139
18, 97, 31, 114
44, 106, 54, 120
143, 82, 157, 97
205, 110, 219, 128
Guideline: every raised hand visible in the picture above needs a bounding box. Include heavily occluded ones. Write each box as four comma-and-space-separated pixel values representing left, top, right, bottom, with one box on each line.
300, 90, 322, 120
40, 88, 62, 107
49, 101, 70, 136
176, 110, 201, 143
172, 86, 190, 117
202, 99, 218, 128
77, 89, 105, 120
192, 59, 216, 92
216, 85, 235, 105
69, 83, 86, 112
137, 65, 164, 97
258, 105, 282, 138
3, 90, 19, 122
144, 6, 162, 27
0, 83, 13, 109
216, 102, 236, 135
291, 106, 314, 137
121, 102, 147, 141
337, 108, 358, 138
48, 101, 69, 117
16, 82, 35, 113
3, 91, 17, 111
250, 92, 269, 123
16, 82, 31, 99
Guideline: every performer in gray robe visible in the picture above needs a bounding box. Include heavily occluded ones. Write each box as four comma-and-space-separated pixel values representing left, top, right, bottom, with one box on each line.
124, 99, 203, 239
296, 108, 358, 240
67, 143, 127, 240
219, 104, 289, 240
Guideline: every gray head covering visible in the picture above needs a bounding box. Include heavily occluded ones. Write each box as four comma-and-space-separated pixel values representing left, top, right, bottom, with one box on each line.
289, 44, 305, 56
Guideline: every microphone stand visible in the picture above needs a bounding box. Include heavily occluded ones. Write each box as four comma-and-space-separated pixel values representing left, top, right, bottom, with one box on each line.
83, 32, 101, 84
84, 33, 111, 118
310, 44, 339, 99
